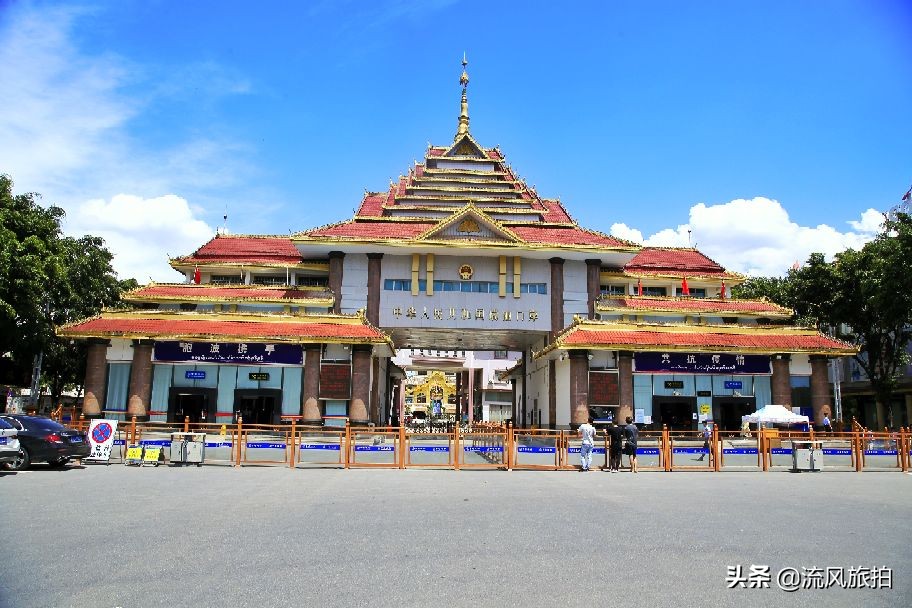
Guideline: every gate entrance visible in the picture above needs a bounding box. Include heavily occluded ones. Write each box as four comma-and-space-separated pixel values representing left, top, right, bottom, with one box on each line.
234, 389, 282, 425
655, 396, 697, 431
168, 388, 217, 424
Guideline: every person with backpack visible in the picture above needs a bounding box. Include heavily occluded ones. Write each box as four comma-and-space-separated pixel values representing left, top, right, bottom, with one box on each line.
578, 416, 596, 471
624, 416, 639, 473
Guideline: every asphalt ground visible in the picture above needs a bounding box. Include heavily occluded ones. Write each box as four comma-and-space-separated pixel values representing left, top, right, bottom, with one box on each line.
1, 463, 909, 608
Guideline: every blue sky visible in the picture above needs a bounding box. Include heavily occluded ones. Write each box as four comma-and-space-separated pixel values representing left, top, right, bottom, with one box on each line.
1, 0, 910, 281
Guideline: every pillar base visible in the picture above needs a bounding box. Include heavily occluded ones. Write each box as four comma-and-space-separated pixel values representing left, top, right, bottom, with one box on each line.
301, 418, 323, 427
349, 418, 370, 427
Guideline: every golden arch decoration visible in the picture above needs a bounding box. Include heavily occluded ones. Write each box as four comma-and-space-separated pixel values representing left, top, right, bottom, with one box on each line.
405, 371, 456, 413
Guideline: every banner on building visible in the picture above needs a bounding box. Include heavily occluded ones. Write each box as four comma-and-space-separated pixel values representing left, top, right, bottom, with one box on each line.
153, 341, 304, 365
86, 419, 119, 461
633, 352, 771, 375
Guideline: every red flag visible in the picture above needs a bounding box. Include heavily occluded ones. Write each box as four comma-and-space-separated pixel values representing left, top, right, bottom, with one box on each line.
719, 280, 726, 299
193, 266, 201, 284
637, 278, 643, 296
903, 187, 911, 202
681, 276, 690, 296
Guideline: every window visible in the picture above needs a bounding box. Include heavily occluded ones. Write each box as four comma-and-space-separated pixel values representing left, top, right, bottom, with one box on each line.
252, 275, 286, 286
297, 276, 328, 287
642, 286, 667, 297
179, 303, 197, 311
384, 279, 411, 291
675, 288, 706, 298
721, 317, 738, 324
493, 350, 508, 359
211, 275, 243, 285
600, 285, 626, 296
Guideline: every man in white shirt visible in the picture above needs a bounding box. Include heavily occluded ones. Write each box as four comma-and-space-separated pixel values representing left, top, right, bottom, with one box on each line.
578, 416, 596, 472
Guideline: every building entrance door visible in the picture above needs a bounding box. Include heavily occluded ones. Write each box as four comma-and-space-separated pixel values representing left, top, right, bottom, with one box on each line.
168, 388, 217, 424
713, 397, 756, 431
234, 389, 282, 425
655, 397, 697, 431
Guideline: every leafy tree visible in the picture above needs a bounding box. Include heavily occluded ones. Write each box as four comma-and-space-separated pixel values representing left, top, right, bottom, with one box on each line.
732, 213, 912, 427
0, 174, 132, 405
789, 213, 912, 428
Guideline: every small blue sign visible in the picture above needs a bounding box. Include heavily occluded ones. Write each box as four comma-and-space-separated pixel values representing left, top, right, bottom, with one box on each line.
354, 445, 395, 452
567, 447, 606, 454
185, 370, 206, 380
300, 443, 341, 451
463, 446, 504, 453
410, 446, 449, 452
246, 442, 286, 449
517, 446, 556, 454
724, 380, 743, 390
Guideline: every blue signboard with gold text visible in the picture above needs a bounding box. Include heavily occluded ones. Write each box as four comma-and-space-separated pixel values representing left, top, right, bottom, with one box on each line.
153, 341, 303, 365
634, 352, 770, 374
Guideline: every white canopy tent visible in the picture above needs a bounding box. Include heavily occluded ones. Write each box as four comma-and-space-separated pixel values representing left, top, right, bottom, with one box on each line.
742, 404, 809, 425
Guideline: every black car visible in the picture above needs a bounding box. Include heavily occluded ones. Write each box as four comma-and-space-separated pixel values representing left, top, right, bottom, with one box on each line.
0, 415, 90, 470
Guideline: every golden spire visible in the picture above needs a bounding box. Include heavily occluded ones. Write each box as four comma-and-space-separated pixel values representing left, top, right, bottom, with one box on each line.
456, 53, 470, 140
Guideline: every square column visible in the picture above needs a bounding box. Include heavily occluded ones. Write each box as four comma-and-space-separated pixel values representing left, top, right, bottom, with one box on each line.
617, 351, 634, 424
349, 345, 371, 425
569, 350, 590, 428
810, 355, 831, 428
771, 354, 792, 405
328, 251, 345, 314
585, 259, 602, 318
82, 339, 110, 418
301, 346, 322, 424
549, 257, 564, 340
127, 339, 154, 421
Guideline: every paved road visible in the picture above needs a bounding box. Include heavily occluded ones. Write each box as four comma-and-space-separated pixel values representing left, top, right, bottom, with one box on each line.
1, 464, 909, 608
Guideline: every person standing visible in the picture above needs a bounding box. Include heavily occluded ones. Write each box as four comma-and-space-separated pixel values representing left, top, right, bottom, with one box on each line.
822, 412, 833, 434
578, 416, 596, 471
697, 421, 712, 462
608, 420, 624, 472
624, 416, 639, 473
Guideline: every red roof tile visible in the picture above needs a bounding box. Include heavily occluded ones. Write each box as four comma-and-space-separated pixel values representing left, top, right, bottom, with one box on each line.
540, 199, 572, 223
62, 316, 388, 342
563, 327, 854, 353
509, 225, 629, 248
129, 285, 331, 302
305, 221, 435, 240
599, 296, 791, 315
356, 194, 386, 217
180, 236, 302, 265
625, 248, 730, 277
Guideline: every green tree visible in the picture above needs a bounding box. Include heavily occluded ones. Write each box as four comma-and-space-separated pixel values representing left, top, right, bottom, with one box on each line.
0, 174, 132, 404
788, 214, 912, 427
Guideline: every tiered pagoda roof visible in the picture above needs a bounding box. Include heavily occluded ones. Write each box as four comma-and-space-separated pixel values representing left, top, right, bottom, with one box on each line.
58, 310, 393, 351
125, 283, 333, 306
596, 295, 792, 318
536, 318, 857, 358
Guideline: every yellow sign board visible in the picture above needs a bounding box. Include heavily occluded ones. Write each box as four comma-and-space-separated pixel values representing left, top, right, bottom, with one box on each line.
143, 447, 162, 463
125, 446, 143, 460
699, 404, 711, 415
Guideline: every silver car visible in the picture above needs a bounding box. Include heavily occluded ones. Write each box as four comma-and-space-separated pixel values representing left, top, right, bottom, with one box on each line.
0, 417, 20, 466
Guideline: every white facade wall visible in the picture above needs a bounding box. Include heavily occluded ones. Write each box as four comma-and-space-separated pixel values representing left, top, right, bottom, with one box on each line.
562, 260, 589, 327
341, 253, 368, 315
555, 357, 571, 428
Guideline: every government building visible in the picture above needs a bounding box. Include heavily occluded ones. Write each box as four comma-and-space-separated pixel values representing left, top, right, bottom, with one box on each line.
59, 60, 855, 430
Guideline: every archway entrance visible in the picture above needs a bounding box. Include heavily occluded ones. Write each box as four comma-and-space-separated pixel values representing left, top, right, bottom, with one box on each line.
168, 388, 217, 424
713, 397, 756, 431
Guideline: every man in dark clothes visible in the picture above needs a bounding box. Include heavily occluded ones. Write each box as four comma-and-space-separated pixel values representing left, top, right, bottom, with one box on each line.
607, 420, 624, 472
624, 416, 639, 473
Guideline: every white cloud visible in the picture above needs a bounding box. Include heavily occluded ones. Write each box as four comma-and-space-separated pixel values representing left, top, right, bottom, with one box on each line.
611, 197, 883, 277
67, 195, 214, 282
0, 5, 254, 282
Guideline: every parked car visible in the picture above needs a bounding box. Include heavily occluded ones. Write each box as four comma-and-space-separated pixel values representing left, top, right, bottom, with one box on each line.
0, 417, 20, 467
0, 415, 90, 470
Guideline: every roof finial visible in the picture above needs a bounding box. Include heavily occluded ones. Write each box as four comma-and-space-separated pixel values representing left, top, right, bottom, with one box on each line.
456, 53, 470, 141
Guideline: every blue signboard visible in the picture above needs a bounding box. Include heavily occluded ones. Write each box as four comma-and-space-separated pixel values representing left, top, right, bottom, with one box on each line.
463, 446, 504, 453
634, 352, 770, 374
724, 380, 743, 390
354, 445, 395, 452
410, 446, 450, 452
517, 446, 556, 454
154, 341, 303, 365
300, 444, 341, 451
185, 370, 206, 380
